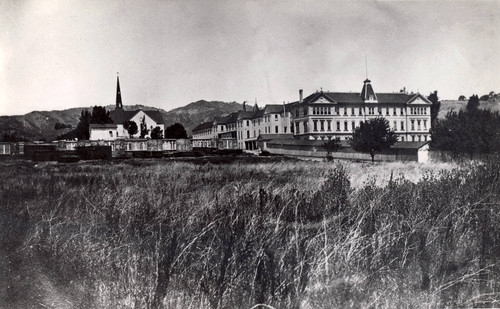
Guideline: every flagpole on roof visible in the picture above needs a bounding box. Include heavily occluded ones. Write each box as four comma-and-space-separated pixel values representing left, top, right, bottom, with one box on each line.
365, 55, 368, 79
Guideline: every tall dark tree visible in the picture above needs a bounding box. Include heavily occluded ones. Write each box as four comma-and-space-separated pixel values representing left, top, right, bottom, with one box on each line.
350, 117, 397, 162
90, 106, 113, 124
139, 116, 150, 138
165, 123, 187, 139
466, 94, 480, 112
322, 137, 342, 161
123, 120, 138, 138
69, 106, 112, 140
75, 110, 91, 140
150, 126, 163, 139
427, 91, 441, 124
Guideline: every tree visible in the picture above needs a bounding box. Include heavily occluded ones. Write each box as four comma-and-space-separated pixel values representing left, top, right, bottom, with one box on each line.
75, 110, 91, 140
150, 126, 163, 139
350, 117, 397, 162
479, 94, 490, 101
2, 132, 27, 142
140, 116, 150, 138
322, 137, 342, 161
90, 106, 113, 124
165, 123, 187, 139
466, 94, 480, 112
62, 106, 112, 141
431, 109, 500, 159
54, 122, 72, 130
427, 91, 441, 125
458, 95, 466, 101
123, 120, 138, 138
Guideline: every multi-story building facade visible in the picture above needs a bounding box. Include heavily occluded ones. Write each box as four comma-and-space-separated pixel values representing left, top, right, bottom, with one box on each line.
290, 79, 432, 142
238, 105, 293, 150
213, 113, 239, 149
192, 78, 432, 150
191, 121, 215, 148
192, 104, 294, 150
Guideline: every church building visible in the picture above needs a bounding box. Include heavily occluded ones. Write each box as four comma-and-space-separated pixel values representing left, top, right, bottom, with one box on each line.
89, 76, 164, 140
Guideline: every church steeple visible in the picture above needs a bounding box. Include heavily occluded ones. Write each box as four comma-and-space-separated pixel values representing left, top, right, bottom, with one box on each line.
116, 74, 123, 110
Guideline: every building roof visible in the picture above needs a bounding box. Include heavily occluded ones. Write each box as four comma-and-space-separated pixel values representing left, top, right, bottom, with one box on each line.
376, 93, 413, 104
192, 121, 213, 132
143, 110, 165, 124
263, 105, 285, 114
360, 79, 377, 101
110, 110, 137, 124
109, 109, 164, 125
296, 91, 423, 106
215, 112, 239, 125
238, 111, 255, 120
252, 109, 265, 119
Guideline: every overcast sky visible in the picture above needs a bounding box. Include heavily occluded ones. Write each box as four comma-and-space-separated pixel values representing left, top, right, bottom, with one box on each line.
0, 0, 498, 116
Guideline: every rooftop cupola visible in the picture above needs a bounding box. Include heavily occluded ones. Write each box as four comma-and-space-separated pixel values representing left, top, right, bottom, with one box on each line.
360, 79, 377, 102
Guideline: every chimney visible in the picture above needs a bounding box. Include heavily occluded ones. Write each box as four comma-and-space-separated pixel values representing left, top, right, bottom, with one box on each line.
299, 89, 303, 103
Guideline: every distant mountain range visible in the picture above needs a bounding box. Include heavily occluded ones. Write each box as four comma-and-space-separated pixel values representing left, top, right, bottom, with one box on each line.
0, 100, 243, 142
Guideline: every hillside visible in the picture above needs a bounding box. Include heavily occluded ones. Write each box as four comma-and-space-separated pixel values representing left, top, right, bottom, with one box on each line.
439, 98, 500, 119
163, 100, 243, 135
0, 101, 243, 141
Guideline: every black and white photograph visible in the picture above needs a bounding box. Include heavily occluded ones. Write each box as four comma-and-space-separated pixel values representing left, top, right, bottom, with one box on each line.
1, 0, 499, 308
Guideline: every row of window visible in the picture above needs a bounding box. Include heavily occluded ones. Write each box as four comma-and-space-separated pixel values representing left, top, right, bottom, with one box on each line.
308, 134, 429, 142
410, 107, 427, 115
193, 129, 213, 137
236, 125, 289, 139
299, 106, 429, 117
312, 107, 333, 115
234, 114, 282, 129
219, 123, 237, 132
296, 118, 429, 134
409, 119, 428, 131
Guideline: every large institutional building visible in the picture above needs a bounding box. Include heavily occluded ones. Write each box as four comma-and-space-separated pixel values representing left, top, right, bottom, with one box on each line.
193, 79, 432, 150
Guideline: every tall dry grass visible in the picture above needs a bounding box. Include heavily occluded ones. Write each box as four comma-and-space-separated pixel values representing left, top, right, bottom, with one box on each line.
0, 158, 498, 308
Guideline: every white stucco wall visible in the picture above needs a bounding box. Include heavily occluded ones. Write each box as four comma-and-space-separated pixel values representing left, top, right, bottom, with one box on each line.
90, 127, 118, 141
118, 111, 164, 138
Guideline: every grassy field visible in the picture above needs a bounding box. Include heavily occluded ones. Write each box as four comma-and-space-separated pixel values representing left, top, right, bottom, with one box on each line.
1, 157, 499, 308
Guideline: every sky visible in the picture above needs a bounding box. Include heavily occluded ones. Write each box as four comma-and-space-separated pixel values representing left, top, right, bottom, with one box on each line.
0, 0, 499, 116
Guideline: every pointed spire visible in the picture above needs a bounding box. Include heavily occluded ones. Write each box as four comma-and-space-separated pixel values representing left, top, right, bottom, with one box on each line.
116, 73, 123, 110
